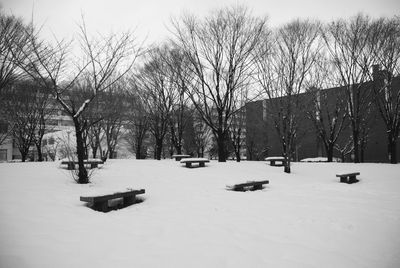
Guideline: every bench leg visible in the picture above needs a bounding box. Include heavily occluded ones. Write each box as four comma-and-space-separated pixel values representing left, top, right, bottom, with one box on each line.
199, 162, 205, 167
123, 195, 136, 205
90, 163, 98, 169
186, 162, 191, 168
253, 184, 263, 190
270, 161, 275, 166
67, 163, 75, 170
93, 201, 108, 212
340, 176, 348, 183
348, 175, 358, 184
233, 186, 244, 191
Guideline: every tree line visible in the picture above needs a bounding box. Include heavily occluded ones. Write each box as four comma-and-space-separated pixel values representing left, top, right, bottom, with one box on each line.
0, 6, 399, 183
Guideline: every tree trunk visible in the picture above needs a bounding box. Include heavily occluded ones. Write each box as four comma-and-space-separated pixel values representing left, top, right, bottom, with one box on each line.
74, 118, 89, 184
284, 159, 291, 173
92, 147, 98, 158
36, 143, 44, 162
108, 149, 114, 159
360, 142, 365, 163
352, 129, 360, 163
235, 150, 241, 162
283, 142, 291, 173
388, 132, 398, 164
136, 144, 141, 159
155, 138, 163, 160
326, 144, 334, 162
216, 130, 227, 162
21, 152, 27, 162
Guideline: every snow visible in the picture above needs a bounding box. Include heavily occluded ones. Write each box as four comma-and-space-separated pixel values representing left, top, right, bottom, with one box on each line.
73, 99, 91, 118
300, 157, 341, 162
1, 160, 400, 268
180, 157, 210, 163
265, 156, 285, 160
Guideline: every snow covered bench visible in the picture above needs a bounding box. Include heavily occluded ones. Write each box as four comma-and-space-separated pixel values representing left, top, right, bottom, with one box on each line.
180, 158, 210, 168
228, 180, 269, 191
265, 157, 286, 167
172, 154, 191, 161
80, 189, 145, 212
61, 159, 104, 170
336, 172, 360, 184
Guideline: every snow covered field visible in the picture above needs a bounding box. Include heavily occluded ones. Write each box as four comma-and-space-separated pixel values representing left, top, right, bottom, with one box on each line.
0, 160, 399, 268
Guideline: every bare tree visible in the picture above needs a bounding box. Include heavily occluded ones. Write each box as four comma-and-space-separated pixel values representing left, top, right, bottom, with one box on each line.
101, 81, 128, 159
172, 6, 266, 162
256, 19, 322, 173
229, 105, 247, 162
15, 20, 141, 183
322, 14, 375, 163
163, 47, 193, 155
83, 93, 104, 159
0, 118, 12, 146
2, 80, 42, 161
334, 139, 354, 162
125, 81, 149, 159
192, 112, 212, 157
306, 87, 348, 162
0, 12, 27, 92
0, 12, 29, 148
305, 56, 348, 162
368, 16, 400, 163
136, 46, 177, 160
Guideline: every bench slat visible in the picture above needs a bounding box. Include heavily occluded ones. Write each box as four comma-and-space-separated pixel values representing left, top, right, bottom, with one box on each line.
233, 180, 269, 188
62, 160, 104, 165
180, 158, 210, 163
336, 172, 360, 177
80, 189, 145, 203
229, 180, 269, 191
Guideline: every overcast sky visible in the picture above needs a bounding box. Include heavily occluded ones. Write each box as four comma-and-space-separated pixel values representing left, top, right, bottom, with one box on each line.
1, 0, 399, 45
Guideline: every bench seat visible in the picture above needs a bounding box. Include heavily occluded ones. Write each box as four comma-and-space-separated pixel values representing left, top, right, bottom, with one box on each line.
229, 180, 269, 191
265, 157, 286, 167
61, 159, 104, 170
180, 158, 210, 168
336, 172, 360, 184
80, 189, 145, 212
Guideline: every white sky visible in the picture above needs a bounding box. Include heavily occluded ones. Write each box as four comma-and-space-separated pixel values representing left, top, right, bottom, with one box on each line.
1, 0, 399, 45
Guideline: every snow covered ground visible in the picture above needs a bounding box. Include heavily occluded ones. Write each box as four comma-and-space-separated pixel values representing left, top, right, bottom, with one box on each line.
0, 160, 399, 268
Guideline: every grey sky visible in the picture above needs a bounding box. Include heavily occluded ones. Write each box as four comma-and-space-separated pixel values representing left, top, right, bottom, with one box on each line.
1, 0, 399, 44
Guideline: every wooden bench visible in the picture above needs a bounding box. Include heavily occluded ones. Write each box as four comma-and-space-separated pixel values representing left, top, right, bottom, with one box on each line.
61, 159, 104, 170
228, 180, 270, 191
265, 157, 286, 167
80, 189, 145, 212
172, 154, 191, 161
180, 158, 210, 168
336, 172, 360, 184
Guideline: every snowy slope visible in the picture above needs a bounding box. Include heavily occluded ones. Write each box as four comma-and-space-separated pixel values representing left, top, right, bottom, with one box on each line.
0, 160, 399, 268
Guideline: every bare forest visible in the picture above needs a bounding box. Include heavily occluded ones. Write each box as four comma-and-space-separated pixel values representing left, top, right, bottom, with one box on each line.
1, 6, 399, 182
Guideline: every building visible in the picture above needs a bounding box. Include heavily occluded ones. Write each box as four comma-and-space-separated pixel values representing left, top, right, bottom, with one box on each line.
245, 68, 400, 163
0, 100, 74, 162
